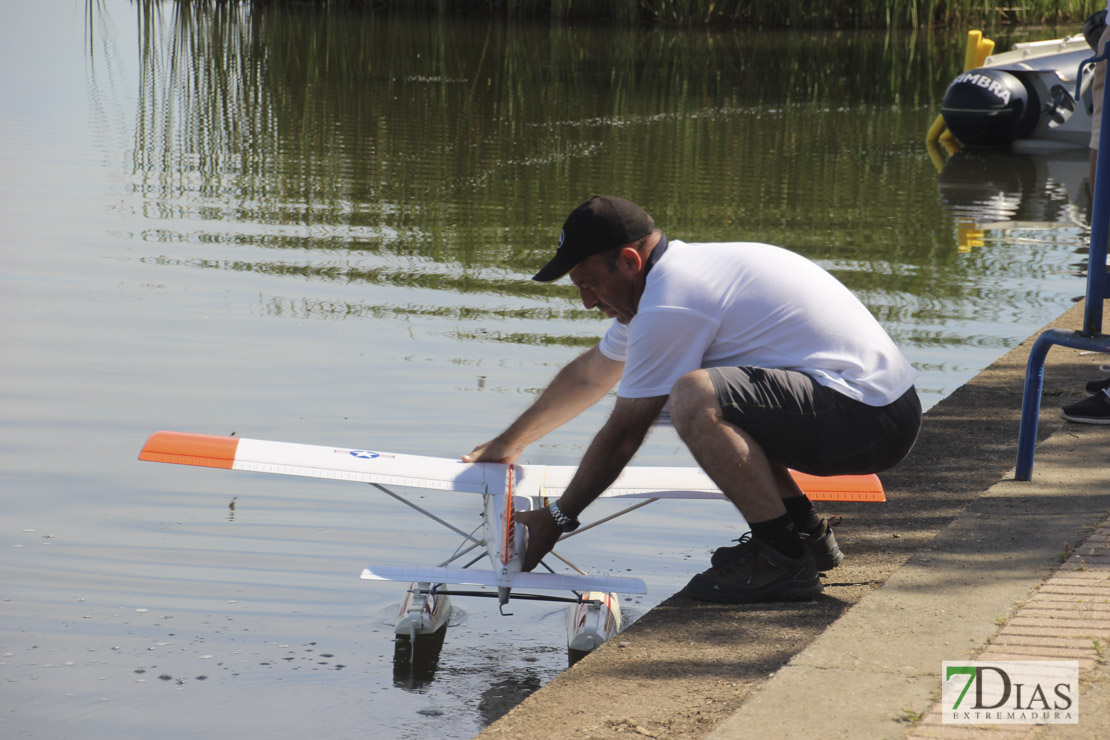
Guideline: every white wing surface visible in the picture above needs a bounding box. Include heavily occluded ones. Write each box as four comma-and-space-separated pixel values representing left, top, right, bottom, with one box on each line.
139, 431, 884, 502
139, 430, 493, 492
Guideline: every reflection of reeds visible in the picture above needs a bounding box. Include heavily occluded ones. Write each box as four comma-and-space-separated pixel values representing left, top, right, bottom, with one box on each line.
140, 253, 575, 297
250, 0, 1095, 28
134, 1, 273, 208
121, 1, 984, 264
90, 1, 1088, 342
261, 295, 601, 325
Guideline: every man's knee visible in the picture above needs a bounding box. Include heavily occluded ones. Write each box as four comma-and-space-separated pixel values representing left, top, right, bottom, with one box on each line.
669, 369, 719, 433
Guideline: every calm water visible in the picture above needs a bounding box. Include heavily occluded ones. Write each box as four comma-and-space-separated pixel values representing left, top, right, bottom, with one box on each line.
0, 2, 1095, 737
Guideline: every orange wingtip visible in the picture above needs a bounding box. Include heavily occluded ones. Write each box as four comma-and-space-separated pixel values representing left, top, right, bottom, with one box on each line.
138, 431, 239, 469
790, 471, 885, 503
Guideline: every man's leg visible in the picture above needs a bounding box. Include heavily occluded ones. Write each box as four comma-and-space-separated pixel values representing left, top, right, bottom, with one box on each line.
668, 369, 803, 521
669, 368, 839, 539
1089, 23, 1109, 190
669, 370, 790, 517
666, 365, 920, 602
669, 369, 823, 603
669, 388, 832, 559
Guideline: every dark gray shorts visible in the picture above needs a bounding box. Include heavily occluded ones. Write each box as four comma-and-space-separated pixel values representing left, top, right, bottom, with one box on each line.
706, 366, 921, 476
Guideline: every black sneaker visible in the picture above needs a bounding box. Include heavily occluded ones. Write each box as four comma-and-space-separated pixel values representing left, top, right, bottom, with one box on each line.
1061, 392, 1110, 425
799, 516, 844, 570
686, 534, 822, 603
711, 517, 843, 572
1084, 376, 1110, 396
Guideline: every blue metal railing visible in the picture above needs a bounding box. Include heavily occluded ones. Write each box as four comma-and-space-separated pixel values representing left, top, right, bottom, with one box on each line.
1014, 48, 1110, 481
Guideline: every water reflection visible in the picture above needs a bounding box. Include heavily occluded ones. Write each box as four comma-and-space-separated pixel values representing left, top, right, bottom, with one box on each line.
393, 628, 448, 691
477, 669, 545, 726
936, 149, 1091, 254
85, 0, 1074, 405
91, 3, 983, 293
88, 3, 1086, 348
49, 2, 1099, 736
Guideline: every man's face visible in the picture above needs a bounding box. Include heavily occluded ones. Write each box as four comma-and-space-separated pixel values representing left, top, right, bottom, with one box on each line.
568, 250, 642, 325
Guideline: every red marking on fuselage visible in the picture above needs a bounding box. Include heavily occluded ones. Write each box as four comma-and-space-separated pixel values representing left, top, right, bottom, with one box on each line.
500, 464, 515, 566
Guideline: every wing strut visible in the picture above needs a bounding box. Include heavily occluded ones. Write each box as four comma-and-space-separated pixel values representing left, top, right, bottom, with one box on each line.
557, 497, 659, 541
372, 483, 483, 547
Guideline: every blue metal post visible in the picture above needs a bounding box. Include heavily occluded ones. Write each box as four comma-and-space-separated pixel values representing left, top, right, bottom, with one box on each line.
1015, 49, 1110, 480
1015, 330, 1110, 480
1086, 47, 1110, 335
1015, 335, 1052, 481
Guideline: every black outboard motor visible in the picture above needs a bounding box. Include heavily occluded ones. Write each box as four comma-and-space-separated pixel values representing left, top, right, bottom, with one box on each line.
1083, 9, 1107, 52
940, 68, 1040, 146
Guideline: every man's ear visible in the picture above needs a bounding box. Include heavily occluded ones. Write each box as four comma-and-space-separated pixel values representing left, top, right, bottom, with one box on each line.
619, 246, 644, 273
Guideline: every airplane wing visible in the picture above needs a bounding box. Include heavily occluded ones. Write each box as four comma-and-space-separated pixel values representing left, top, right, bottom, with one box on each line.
360, 565, 648, 595
536, 465, 885, 503
138, 430, 493, 492
138, 431, 884, 502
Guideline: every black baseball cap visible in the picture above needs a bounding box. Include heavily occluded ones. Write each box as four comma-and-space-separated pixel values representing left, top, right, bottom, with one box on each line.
532, 196, 655, 282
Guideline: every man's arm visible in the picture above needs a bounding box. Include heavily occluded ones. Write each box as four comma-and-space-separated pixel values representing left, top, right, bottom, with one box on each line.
518, 393, 668, 570
463, 345, 624, 464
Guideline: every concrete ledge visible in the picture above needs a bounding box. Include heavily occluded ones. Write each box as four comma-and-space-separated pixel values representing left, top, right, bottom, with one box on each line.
480, 300, 1109, 740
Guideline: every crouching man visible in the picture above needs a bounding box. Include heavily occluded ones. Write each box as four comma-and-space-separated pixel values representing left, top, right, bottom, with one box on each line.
465, 196, 921, 603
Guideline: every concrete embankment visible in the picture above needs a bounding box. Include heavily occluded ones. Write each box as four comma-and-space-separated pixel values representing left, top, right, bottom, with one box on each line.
480, 299, 1110, 739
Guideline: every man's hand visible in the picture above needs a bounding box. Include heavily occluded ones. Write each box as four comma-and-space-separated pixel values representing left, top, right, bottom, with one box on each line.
515, 508, 561, 571
462, 437, 524, 464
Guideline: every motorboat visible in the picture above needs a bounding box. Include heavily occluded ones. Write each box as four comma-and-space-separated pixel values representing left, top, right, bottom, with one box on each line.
933, 20, 1104, 153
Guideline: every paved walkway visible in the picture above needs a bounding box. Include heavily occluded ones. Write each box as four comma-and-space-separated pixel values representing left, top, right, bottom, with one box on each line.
909, 519, 1110, 739
708, 422, 1109, 739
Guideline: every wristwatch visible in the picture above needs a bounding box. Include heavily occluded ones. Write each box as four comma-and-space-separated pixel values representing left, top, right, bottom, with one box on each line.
548, 501, 580, 533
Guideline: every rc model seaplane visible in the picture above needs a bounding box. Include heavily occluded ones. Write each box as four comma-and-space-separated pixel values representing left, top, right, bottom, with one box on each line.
138, 431, 884, 658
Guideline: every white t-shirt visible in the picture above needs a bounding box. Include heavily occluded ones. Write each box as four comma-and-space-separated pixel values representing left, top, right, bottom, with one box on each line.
598, 240, 917, 406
